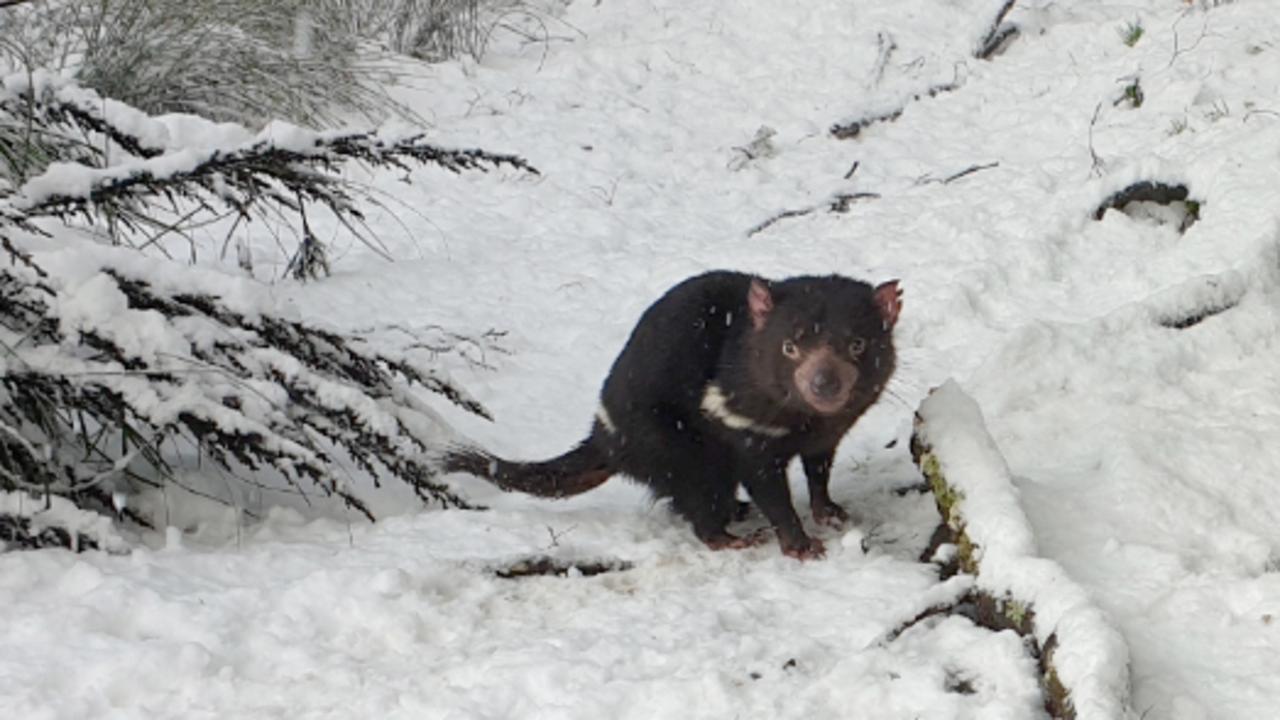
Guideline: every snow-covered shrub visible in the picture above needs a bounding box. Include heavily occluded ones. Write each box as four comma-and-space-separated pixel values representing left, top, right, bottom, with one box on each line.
0, 72, 536, 548
0, 0, 538, 129
0, 490, 127, 552
0, 255, 487, 522
329, 0, 484, 61
0, 70, 536, 268
323, 0, 537, 63
0, 0, 415, 128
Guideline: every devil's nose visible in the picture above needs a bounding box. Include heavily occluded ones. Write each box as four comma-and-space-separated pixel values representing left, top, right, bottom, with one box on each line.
810, 370, 843, 399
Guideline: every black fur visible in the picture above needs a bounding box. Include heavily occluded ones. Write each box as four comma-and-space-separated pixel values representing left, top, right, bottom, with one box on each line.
444, 270, 900, 559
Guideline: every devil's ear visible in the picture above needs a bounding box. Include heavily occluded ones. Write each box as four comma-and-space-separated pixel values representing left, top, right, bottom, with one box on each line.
748, 278, 774, 331
873, 280, 902, 328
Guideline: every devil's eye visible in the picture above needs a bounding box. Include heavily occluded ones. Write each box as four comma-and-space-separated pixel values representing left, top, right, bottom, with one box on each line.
781, 339, 800, 359
849, 338, 867, 356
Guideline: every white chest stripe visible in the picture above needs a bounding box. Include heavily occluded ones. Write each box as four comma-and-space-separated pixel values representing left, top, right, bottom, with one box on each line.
595, 404, 617, 434
700, 384, 790, 438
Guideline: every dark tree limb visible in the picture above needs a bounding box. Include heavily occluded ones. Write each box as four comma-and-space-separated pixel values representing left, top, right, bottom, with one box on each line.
1092, 181, 1190, 220
493, 555, 634, 579
830, 82, 959, 140
1093, 180, 1200, 233
879, 596, 968, 644
1159, 302, 1235, 330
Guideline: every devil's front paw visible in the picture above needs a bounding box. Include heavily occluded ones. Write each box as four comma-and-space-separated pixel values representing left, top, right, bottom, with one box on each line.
811, 500, 851, 529
780, 534, 826, 561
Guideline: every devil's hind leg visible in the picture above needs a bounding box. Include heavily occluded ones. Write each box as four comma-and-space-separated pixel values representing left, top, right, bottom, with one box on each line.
611, 410, 760, 549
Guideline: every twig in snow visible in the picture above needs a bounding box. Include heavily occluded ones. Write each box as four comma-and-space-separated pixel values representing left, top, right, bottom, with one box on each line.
349, 323, 511, 372
871, 32, 898, 86
975, 0, 1019, 60
1167, 9, 1211, 69
747, 207, 815, 236
1244, 108, 1280, 123
943, 161, 999, 183
728, 126, 778, 171
916, 161, 1000, 185
1087, 102, 1106, 178
746, 191, 880, 236
544, 523, 575, 548
827, 191, 881, 212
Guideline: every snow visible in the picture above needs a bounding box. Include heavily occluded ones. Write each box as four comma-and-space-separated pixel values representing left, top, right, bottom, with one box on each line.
35, 245, 280, 321
5, 0, 1280, 718
55, 272, 189, 361
2, 505, 1041, 719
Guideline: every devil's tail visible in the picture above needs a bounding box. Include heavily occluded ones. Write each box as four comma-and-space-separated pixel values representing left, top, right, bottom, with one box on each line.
442, 438, 613, 498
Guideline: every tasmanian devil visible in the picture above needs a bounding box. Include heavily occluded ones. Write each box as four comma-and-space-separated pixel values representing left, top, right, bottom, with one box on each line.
444, 270, 902, 559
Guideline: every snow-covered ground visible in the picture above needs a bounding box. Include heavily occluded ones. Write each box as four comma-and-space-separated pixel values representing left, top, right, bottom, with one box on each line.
5, 0, 1280, 717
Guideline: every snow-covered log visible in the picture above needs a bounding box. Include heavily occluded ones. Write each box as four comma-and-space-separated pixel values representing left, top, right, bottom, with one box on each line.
912, 381, 1136, 720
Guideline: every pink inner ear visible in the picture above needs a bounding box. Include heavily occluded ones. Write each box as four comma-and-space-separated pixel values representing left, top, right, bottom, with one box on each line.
748, 279, 774, 330
873, 280, 902, 327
